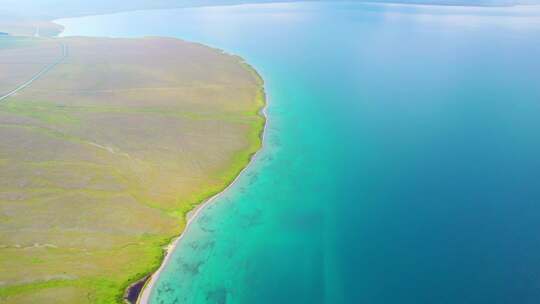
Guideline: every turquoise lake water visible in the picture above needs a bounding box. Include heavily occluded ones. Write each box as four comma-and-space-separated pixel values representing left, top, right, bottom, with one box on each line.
57, 3, 540, 303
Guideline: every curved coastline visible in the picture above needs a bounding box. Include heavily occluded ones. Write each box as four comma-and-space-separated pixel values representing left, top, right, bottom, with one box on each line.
51, 19, 268, 304
51, 17, 267, 301
133, 61, 269, 304
52, 17, 268, 303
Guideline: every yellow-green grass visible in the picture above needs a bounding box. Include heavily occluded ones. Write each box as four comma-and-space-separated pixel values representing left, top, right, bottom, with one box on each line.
0, 37, 265, 303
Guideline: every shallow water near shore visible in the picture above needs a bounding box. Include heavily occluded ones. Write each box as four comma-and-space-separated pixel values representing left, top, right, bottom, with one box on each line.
58, 2, 540, 303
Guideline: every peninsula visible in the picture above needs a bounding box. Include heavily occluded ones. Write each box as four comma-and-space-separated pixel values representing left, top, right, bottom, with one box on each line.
0, 35, 265, 303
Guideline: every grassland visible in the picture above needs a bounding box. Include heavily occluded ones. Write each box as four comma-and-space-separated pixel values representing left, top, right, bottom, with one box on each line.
0, 36, 265, 303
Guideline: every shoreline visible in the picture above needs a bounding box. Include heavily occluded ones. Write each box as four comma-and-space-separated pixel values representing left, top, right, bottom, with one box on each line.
131, 61, 268, 304
50, 18, 268, 303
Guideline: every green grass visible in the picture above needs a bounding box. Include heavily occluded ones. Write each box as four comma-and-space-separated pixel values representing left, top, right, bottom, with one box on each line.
0, 101, 80, 125
0, 234, 169, 303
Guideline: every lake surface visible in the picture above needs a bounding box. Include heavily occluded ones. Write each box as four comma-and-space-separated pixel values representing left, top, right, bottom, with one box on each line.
58, 3, 540, 303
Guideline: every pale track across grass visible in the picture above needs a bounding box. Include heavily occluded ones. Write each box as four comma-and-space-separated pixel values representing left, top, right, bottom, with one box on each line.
0, 40, 68, 102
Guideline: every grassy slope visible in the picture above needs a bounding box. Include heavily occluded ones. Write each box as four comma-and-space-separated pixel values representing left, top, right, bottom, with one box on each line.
0, 37, 265, 303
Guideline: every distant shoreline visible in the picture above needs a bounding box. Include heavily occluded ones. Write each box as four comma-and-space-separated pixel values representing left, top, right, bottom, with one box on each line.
6, 1, 538, 37
128, 58, 268, 304
22, 1, 540, 19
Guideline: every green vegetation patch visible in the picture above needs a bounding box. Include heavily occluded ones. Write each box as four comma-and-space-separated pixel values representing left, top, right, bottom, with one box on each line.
0, 101, 79, 125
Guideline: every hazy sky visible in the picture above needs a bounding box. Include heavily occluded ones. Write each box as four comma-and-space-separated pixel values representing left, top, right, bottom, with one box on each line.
2, 0, 539, 18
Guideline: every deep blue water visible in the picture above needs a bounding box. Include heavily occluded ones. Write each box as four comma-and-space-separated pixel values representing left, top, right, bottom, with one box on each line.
58, 3, 540, 303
